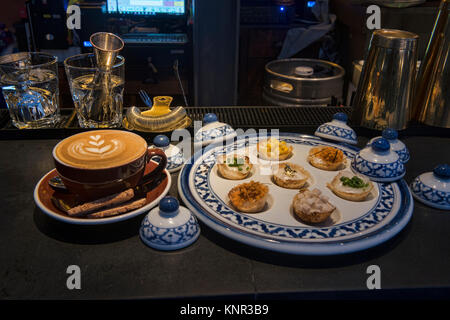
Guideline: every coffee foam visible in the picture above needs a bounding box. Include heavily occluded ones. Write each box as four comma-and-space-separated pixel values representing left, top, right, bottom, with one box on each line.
54, 130, 147, 169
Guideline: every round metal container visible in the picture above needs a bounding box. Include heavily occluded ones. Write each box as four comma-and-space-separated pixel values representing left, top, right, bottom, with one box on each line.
377, 0, 426, 8
263, 58, 345, 107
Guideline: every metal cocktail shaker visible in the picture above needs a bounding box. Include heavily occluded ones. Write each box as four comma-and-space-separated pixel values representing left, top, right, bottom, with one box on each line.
352, 29, 419, 130
412, 0, 450, 128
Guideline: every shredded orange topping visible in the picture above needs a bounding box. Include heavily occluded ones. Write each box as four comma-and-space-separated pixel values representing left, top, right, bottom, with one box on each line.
311, 147, 343, 163
228, 181, 268, 207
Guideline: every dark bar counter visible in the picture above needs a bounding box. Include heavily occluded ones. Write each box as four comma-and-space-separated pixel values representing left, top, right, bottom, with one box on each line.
0, 107, 449, 300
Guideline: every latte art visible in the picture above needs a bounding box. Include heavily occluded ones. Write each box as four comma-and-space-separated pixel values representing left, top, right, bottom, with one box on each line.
71, 135, 121, 158
54, 130, 147, 169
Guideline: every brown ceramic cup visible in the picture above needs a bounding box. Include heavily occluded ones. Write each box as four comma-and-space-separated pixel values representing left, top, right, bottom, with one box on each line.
52, 130, 167, 200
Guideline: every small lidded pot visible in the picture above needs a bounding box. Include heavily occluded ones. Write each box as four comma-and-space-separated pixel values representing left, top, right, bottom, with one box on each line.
352, 137, 405, 182
315, 112, 357, 145
152, 135, 184, 173
410, 164, 450, 210
194, 113, 236, 148
140, 196, 200, 250
367, 128, 410, 163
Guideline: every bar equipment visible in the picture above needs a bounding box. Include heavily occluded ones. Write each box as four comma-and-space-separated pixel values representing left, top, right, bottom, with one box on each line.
85, 32, 124, 124
363, 0, 426, 8
352, 29, 419, 130
65, 32, 124, 128
412, 0, 450, 128
123, 96, 191, 132
64, 53, 125, 128
90, 32, 124, 72
0, 52, 60, 129
263, 58, 345, 107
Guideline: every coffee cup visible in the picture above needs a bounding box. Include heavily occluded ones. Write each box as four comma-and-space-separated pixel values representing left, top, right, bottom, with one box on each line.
52, 130, 167, 200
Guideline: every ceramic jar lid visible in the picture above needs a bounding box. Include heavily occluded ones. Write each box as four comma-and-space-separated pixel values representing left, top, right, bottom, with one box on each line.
367, 128, 410, 163
315, 112, 357, 145
351, 137, 405, 182
152, 135, 184, 173
411, 164, 450, 210
140, 196, 200, 250
194, 113, 237, 148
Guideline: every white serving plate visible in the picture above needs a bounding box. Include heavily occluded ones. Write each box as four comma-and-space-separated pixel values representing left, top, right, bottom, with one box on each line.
178, 133, 413, 255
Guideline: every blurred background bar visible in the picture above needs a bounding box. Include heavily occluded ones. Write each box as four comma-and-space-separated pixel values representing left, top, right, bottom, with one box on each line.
0, 0, 447, 131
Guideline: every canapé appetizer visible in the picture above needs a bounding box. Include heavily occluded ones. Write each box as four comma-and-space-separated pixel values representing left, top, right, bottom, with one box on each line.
307, 146, 345, 171
292, 188, 336, 223
217, 154, 252, 180
257, 138, 293, 160
327, 171, 373, 201
228, 181, 269, 213
272, 163, 310, 189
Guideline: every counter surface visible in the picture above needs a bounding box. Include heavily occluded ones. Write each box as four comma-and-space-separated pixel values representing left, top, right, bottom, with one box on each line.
1, 134, 449, 299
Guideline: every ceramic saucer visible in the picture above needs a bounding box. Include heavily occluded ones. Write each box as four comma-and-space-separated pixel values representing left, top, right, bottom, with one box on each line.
34, 161, 171, 225
411, 164, 450, 210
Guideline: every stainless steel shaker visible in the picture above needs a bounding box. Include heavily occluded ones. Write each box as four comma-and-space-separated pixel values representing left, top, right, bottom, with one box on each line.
412, 0, 450, 128
352, 29, 419, 130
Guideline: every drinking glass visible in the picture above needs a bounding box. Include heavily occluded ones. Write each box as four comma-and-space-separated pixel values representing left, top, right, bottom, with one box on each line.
0, 52, 60, 129
64, 53, 125, 128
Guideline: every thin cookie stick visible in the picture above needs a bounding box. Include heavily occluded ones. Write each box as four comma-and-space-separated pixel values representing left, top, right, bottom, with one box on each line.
86, 198, 147, 219
67, 188, 135, 217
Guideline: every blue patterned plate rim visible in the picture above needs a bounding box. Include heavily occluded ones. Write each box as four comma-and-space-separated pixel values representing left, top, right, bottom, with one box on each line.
315, 123, 357, 144
315, 133, 357, 145
178, 132, 413, 255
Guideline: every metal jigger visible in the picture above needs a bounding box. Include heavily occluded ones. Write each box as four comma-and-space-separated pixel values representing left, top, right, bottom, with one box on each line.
91, 32, 124, 70
86, 32, 124, 123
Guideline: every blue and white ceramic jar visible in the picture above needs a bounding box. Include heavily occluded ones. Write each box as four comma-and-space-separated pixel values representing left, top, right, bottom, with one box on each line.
411, 164, 450, 210
352, 137, 405, 182
140, 196, 201, 250
152, 135, 185, 173
194, 113, 236, 148
315, 112, 357, 145
367, 128, 410, 163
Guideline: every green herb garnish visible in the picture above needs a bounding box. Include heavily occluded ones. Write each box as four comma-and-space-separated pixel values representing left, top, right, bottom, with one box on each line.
340, 176, 369, 189
227, 156, 245, 169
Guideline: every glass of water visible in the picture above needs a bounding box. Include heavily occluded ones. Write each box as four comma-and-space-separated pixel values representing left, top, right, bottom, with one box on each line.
64, 53, 125, 128
0, 52, 60, 129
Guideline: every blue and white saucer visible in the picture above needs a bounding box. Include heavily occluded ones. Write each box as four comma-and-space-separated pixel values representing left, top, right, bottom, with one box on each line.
367, 128, 410, 163
315, 112, 357, 145
410, 164, 450, 210
151, 135, 185, 173
352, 137, 405, 182
194, 113, 236, 148
140, 196, 200, 250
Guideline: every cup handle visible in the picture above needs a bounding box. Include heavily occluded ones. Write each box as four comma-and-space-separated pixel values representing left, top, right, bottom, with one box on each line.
141, 148, 167, 185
